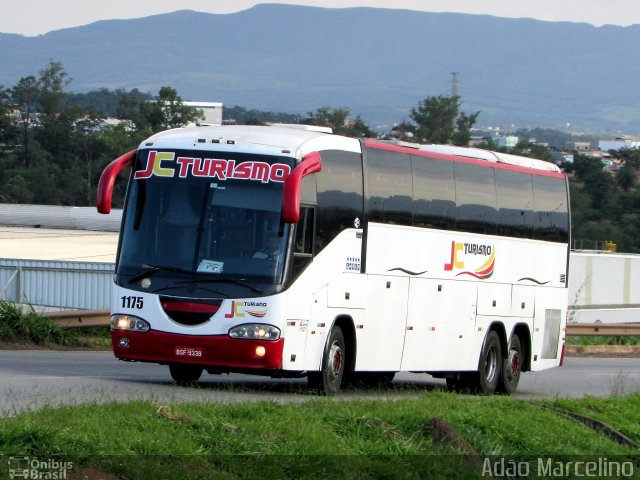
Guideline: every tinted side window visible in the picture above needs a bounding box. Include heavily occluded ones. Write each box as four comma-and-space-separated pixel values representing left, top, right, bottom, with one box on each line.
291, 206, 315, 280
454, 163, 497, 235
367, 149, 413, 226
495, 169, 534, 238
316, 150, 363, 252
411, 155, 455, 230
294, 206, 314, 254
532, 175, 569, 243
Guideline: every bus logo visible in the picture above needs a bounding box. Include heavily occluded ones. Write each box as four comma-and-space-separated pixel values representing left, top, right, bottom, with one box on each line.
224, 301, 269, 318
444, 241, 495, 279
135, 151, 291, 183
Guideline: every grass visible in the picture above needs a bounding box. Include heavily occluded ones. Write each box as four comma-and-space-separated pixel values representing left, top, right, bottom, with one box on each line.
545, 396, 640, 444
0, 394, 639, 479
0, 300, 71, 345
0, 300, 111, 348
566, 335, 640, 346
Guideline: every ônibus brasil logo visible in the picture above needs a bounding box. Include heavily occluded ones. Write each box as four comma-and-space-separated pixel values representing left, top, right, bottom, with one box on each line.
444, 240, 495, 279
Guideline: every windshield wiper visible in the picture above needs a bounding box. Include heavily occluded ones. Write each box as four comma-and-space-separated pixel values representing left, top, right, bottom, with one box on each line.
150, 285, 230, 297
128, 265, 264, 294
176, 276, 264, 294
127, 264, 197, 284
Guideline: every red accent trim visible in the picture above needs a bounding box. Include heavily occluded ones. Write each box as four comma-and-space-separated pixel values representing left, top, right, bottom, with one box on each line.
444, 240, 456, 271
97, 149, 137, 213
456, 270, 493, 280
282, 151, 322, 223
364, 140, 565, 179
474, 258, 495, 276
160, 300, 220, 315
112, 330, 284, 370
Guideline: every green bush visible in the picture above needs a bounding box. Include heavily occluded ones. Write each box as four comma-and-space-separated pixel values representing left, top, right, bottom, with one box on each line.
0, 300, 70, 344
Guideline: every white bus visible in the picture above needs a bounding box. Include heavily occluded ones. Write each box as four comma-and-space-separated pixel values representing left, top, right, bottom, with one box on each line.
97, 124, 570, 395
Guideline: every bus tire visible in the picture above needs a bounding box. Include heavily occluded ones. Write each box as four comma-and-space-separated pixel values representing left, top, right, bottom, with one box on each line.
169, 363, 203, 385
472, 330, 502, 395
497, 334, 522, 395
310, 325, 346, 395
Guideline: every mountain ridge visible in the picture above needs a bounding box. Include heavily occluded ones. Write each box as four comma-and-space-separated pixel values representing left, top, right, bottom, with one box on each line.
1, 4, 639, 132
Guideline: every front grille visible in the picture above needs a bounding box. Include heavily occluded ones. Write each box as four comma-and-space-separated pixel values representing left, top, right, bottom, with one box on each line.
160, 297, 222, 326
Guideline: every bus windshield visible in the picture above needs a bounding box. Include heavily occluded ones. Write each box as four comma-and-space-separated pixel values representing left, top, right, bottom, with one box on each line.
116, 149, 294, 297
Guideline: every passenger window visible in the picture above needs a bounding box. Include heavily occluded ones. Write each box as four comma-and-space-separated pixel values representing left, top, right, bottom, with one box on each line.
367, 150, 413, 226
495, 169, 534, 238
412, 155, 455, 230
532, 175, 569, 243
454, 163, 497, 234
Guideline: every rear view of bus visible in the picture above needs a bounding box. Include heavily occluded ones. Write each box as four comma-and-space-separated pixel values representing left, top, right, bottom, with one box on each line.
98, 124, 570, 395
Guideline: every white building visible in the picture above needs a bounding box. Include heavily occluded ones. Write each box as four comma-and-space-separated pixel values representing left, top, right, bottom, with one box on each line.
183, 101, 223, 125
491, 134, 519, 149
598, 138, 640, 152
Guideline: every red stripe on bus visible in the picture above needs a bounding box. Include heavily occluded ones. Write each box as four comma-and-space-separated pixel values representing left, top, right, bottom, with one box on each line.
364, 140, 565, 179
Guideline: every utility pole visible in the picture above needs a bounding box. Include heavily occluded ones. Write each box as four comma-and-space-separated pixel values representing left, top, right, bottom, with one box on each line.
450, 72, 459, 97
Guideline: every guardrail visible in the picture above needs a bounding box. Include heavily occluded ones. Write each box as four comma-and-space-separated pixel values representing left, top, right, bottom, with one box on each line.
44, 309, 111, 328
43, 309, 640, 336
566, 323, 640, 336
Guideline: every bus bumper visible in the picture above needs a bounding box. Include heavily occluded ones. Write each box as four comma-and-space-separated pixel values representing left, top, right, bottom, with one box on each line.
111, 330, 284, 370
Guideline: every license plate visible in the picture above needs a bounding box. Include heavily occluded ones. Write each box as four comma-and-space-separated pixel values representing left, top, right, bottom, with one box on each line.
175, 346, 204, 358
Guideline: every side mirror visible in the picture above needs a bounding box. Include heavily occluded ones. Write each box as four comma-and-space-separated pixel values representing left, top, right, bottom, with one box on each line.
281, 151, 322, 223
97, 149, 137, 214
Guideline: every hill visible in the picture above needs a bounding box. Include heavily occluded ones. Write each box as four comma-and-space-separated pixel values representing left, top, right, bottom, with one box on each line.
1, 4, 640, 132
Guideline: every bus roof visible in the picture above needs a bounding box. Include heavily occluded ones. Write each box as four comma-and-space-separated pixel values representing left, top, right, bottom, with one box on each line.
368, 140, 560, 173
140, 125, 561, 174
418, 144, 561, 173
139, 124, 361, 160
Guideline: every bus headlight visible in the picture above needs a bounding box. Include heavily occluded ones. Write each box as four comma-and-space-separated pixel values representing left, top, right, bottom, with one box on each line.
110, 314, 150, 332
228, 324, 281, 341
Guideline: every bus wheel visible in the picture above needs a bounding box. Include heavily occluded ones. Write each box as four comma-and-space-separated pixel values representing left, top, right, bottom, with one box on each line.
169, 363, 203, 385
310, 325, 346, 395
472, 331, 502, 395
497, 334, 522, 395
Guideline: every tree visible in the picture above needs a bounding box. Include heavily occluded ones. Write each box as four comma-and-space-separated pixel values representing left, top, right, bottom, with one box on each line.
117, 86, 201, 135
508, 140, 555, 163
306, 106, 376, 137
617, 148, 640, 170
0, 87, 19, 149
37, 60, 71, 117
617, 165, 637, 192
409, 94, 479, 146
451, 111, 479, 147
11, 76, 39, 168
151, 86, 202, 131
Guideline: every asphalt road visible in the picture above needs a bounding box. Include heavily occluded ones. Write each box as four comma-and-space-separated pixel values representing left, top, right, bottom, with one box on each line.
0, 350, 638, 415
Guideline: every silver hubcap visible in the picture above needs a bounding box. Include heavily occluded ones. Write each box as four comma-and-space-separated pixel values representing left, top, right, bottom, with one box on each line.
328, 341, 343, 383
507, 348, 520, 381
485, 345, 498, 383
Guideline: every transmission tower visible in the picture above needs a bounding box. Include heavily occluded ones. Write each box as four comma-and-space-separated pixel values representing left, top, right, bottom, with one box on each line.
450, 72, 459, 97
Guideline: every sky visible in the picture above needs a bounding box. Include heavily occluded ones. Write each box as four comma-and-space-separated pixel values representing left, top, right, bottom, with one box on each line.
3, 0, 640, 36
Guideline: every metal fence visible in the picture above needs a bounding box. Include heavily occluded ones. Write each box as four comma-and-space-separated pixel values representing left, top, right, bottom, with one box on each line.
0, 258, 115, 310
